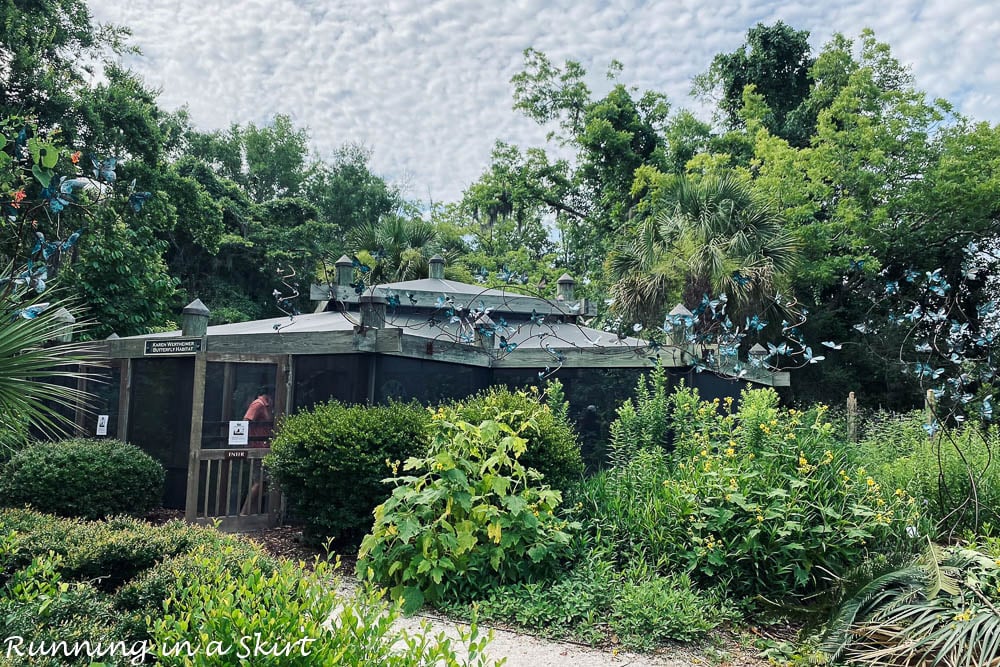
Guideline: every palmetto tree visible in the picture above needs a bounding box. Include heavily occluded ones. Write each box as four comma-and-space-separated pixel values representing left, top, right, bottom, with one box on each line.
0, 298, 93, 457
608, 175, 798, 327
348, 216, 459, 283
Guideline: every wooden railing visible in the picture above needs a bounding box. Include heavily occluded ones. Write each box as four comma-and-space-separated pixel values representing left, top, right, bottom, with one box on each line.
191, 448, 280, 529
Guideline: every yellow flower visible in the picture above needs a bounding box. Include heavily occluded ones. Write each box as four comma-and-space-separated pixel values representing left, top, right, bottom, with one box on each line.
700, 449, 709, 458
756, 514, 764, 523
954, 609, 973, 622
729, 478, 738, 489
895, 488, 905, 497
726, 447, 735, 457
748, 453, 756, 460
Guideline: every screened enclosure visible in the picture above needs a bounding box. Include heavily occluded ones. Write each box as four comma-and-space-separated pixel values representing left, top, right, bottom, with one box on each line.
95, 257, 787, 529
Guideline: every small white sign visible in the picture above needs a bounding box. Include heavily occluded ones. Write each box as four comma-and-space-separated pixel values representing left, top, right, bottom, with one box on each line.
96, 415, 109, 436
228, 420, 249, 446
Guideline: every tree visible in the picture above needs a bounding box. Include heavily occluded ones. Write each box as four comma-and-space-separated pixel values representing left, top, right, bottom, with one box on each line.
305, 143, 402, 233
347, 215, 455, 284
504, 50, 672, 274
608, 174, 798, 327
694, 21, 814, 145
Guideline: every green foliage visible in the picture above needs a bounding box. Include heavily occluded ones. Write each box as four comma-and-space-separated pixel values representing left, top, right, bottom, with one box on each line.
694, 21, 815, 144
608, 364, 672, 466
0, 304, 93, 450
0, 536, 119, 667
823, 544, 1000, 666
581, 387, 922, 599
453, 548, 731, 650
0, 438, 164, 519
266, 401, 430, 546
1, 511, 495, 667
0, 509, 260, 593
455, 384, 583, 490
358, 405, 578, 612
610, 173, 798, 327
610, 572, 732, 650
448, 547, 620, 645
862, 413, 1000, 536
114, 537, 275, 640
151, 550, 498, 667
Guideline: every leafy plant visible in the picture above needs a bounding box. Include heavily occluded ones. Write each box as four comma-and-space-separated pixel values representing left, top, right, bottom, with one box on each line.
358, 404, 578, 612
266, 400, 430, 546
0, 438, 164, 519
0, 508, 266, 593
451, 547, 732, 650
0, 538, 119, 667
610, 572, 733, 650
607, 362, 672, 467
151, 548, 499, 666
862, 412, 1000, 536
455, 383, 583, 490
581, 386, 922, 599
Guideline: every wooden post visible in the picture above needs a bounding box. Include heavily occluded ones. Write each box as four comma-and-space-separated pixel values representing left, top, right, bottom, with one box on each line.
185, 351, 208, 522
847, 391, 858, 442
925, 388, 936, 432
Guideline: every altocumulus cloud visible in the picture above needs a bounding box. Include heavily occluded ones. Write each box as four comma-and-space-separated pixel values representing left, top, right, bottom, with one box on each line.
87, 0, 1000, 203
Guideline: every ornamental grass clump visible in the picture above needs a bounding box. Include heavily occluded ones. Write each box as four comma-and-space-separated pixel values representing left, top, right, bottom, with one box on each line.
358, 404, 578, 613
581, 386, 923, 600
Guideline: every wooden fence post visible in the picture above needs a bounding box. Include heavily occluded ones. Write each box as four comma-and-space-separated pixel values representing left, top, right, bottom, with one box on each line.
847, 391, 858, 443
925, 388, 936, 432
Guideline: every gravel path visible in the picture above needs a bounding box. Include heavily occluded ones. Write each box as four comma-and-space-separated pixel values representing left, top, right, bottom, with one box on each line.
394, 609, 768, 667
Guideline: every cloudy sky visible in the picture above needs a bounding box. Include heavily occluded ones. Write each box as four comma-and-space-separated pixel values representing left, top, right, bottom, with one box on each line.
87, 0, 999, 203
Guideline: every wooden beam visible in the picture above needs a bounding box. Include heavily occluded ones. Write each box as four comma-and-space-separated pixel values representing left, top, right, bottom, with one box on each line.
185, 351, 207, 522
309, 284, 597, 317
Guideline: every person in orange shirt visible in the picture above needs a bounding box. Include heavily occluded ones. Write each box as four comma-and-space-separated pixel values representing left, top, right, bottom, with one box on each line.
242, 387, 274, 514
244, 389, 274, 447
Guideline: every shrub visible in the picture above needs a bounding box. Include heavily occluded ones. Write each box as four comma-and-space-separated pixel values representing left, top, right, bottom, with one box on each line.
448, 546, 731, 650
608, 363, 672, 466
579, 387, 923, 599
0, 438, 164, 519
150, 548, 498, 666
452, 549, 619, 645
358, 404, 578, 612
115, 540, 277, 641
862, 412, 1000, 536
267, 400, 430, 546
0, 543, 120, 667
0, 508, 264, 593
822, 544, 1000, 665
455, 382, 583, 490
609, 573, 732, 650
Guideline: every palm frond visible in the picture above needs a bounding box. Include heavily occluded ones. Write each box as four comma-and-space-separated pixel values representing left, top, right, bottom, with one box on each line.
820, 562, 927, 661
0, 302, 98, 449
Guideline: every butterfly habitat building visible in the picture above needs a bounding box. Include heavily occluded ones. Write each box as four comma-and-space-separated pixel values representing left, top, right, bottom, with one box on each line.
87, 256, 789, 530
